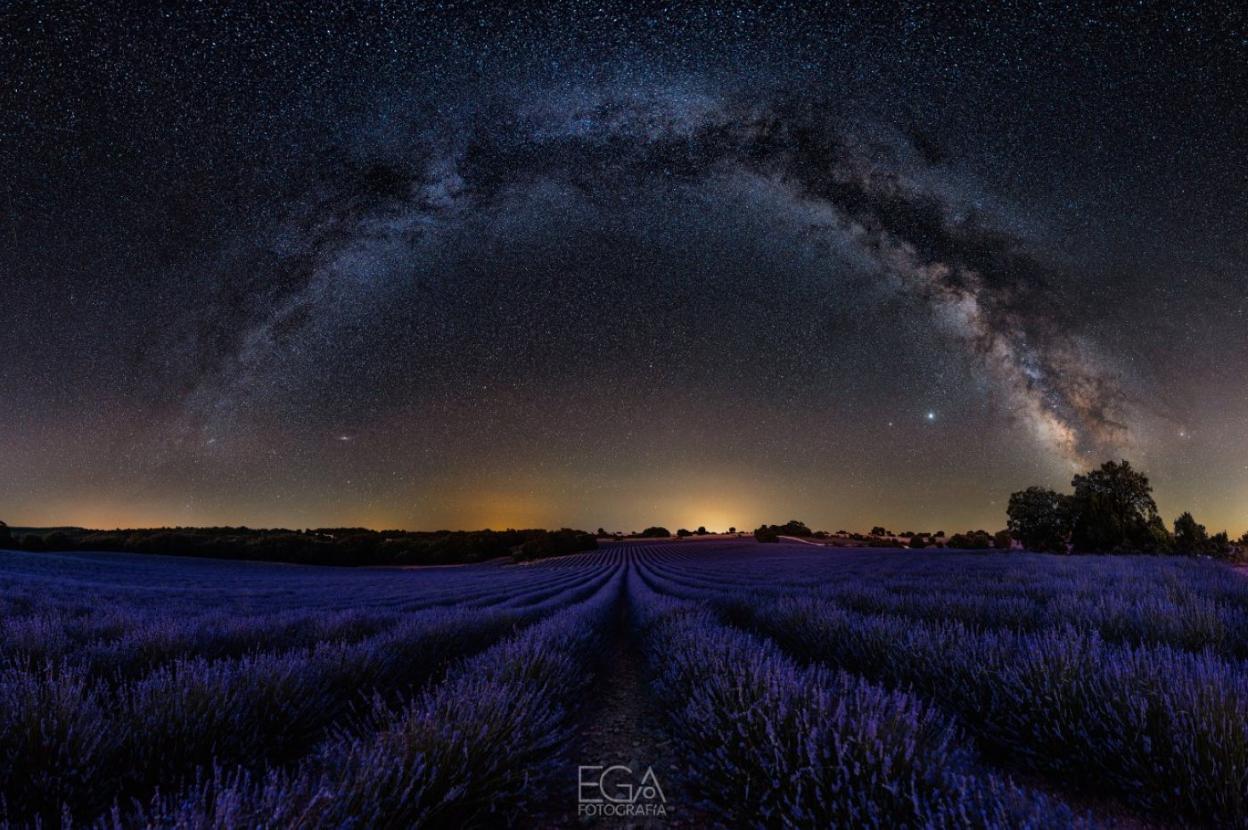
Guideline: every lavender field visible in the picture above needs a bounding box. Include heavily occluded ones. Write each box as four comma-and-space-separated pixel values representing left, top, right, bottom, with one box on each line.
2, 541, 1247, 828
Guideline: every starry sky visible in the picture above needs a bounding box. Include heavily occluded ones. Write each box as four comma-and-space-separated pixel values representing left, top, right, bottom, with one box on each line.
2, 1, 1246, 534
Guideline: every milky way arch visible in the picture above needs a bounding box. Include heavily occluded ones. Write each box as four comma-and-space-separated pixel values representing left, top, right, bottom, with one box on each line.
184, 87, 1129, 464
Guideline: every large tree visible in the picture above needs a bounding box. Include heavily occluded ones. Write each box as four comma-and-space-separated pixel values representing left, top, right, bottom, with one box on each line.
1006, 487, 1072, 552
1069, 460, 1159, 552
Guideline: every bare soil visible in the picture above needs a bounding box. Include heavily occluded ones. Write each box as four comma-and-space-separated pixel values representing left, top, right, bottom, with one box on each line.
526, 596, 710, 829
1005, 767, 1177, 830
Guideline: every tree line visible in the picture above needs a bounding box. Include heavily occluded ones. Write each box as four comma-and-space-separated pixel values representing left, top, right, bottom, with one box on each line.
3, 460, 1241, 563
752, 520, 1008, 550
747, 460, 1245, 558
0, 523, 597, 566
1007, 459, 1243, 557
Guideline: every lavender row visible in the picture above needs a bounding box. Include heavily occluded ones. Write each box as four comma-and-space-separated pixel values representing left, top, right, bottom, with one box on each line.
0, 546, 620, 619
721, 591, 1248, 827
0, 550, 620, 675
642, 548, 1248, 659
628, 567, 1079, 829
646, 544, 1248, 611
0, 563, 618, 826
0, 606, 402, 676
111, 565, 625, 828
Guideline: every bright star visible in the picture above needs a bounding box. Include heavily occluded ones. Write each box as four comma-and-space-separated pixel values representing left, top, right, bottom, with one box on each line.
926, 411, 936, 421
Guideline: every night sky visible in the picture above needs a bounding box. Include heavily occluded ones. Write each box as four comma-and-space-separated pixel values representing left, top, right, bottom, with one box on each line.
2, 1, 1246, 534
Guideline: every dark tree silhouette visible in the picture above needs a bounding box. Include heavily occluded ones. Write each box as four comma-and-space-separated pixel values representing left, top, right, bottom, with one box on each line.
1069, 460, 1160, 552
947, 531, 992, 549
1006, 487, 1072, 552
1172, 512, 1235, 558
1173, 511, 1208, 553
512, 529, 598, 562
0, 525, 598, 566
778, 520, 812, 537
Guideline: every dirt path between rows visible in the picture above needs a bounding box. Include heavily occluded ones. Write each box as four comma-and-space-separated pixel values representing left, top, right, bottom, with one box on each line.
527, 586, 709, 829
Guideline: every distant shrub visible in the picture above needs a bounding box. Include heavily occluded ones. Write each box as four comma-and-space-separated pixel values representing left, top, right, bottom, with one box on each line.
749, 521, 813, 543
1209, 531, 1233, 559
676, 528, 693, 538
753, 526, 780, 543
1172, 512, 1233, 558
638, 527, 671, 538
1234, 532, 1248, 562
947, 531, 993, 550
